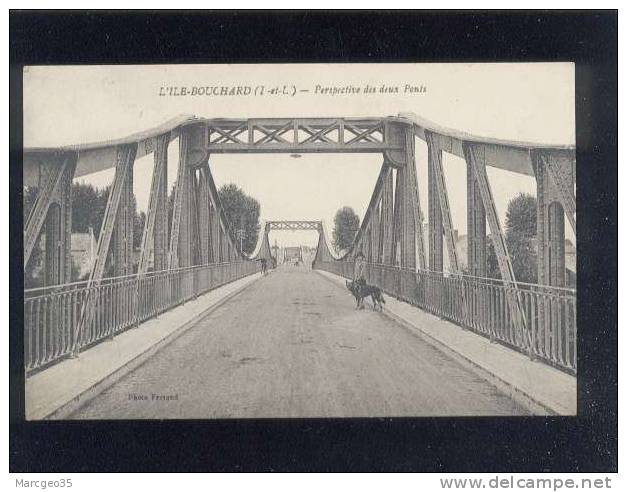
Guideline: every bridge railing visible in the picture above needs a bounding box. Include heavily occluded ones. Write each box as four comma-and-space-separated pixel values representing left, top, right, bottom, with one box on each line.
24, 260, 260, 373
314, 261, 576, 373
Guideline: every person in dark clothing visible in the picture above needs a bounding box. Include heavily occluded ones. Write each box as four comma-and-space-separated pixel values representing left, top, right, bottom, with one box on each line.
353, 251, 367, 309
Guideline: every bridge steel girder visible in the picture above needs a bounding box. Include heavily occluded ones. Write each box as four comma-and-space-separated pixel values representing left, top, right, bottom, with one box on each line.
380, 168, 395, 265
256, 226, 274, 261
198, 167, 211, 265
210, 200, 221, 263
428, 146, 443, 273
190, 169, 204, 266
384, 123, 426, 269
363, 223, 372, 263
205, 118, 400, 154
370, 201, 381, 264
24, 153, 77, 281
399, 165, 416, 270
540, 151, 576, 236
168, 123, 213, 269
75, 144, 137, 350
265, 221, 322, 231
350, 162, 391, 260
313, 222, 342, 264
467, 154, 487, 278
254, 221, 323, 263
464, 143, 517, 284
531, 149, 575, 287
203, 157, 243, 262
112, 151, 135, 278
88, 144, 137, 283
25, 114, 574, 186
426, 131, 460, 273
168, 133, 191, 269
137, 133, 169, 274
391, 168, 403, 266
464, 142, 529, 347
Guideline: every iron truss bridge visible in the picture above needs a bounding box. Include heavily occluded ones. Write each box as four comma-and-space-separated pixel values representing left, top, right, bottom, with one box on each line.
23, 113, 576, 376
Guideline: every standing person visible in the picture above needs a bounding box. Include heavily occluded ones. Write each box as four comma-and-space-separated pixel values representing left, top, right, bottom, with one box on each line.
353, 251, 367, 309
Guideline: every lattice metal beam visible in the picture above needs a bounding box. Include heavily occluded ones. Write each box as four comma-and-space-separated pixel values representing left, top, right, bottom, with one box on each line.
265, 220, 322, 231
537, 150, 576, 235
206, 118, 396, 153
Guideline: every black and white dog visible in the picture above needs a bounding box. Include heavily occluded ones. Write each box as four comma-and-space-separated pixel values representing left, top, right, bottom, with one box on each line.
346, 280, 386, 311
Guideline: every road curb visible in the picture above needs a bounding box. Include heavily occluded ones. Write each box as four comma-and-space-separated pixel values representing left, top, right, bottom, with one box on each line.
314, 269, 558, 415
45, 275, 261, 420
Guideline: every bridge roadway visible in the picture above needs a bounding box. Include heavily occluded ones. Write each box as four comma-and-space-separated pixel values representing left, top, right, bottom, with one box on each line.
71, 264, 528, 418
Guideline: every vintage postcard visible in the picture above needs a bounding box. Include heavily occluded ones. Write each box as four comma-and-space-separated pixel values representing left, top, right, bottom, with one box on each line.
22, 63, 576, 420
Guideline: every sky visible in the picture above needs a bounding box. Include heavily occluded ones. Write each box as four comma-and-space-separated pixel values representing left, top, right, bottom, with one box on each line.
23, 63, 575, 247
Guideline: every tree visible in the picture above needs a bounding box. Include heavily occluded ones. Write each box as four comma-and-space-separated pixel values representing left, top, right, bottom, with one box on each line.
25, 182, 145, 285
133, 211, 146, 249
332, 207, 360, 253
71, 182, 104, 234
217, 184, 261, 255
505, 193, 537, 283
482, 193, 537, 283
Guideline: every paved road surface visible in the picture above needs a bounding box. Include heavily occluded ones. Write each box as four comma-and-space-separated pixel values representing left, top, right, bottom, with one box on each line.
71, 264, 528, 418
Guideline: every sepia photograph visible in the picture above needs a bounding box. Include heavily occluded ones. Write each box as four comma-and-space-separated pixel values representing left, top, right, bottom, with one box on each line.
8, 8, 620, 477
21, 62, 577, 420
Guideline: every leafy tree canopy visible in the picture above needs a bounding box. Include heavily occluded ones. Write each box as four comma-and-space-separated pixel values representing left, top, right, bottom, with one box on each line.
485, 193, 538, 283
332, 206, 360, 253
217, 184, 261, 255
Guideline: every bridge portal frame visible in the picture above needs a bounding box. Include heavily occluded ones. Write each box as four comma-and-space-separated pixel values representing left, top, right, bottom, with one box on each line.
24, 114, 576, 292
252, 220, 323, 263
22, 113, 576, 371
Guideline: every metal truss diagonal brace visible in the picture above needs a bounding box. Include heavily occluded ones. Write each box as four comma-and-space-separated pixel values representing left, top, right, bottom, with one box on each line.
351, 162, 391, 258
138, 134, 169, 274
426, 131, 459, 273
381, 169, 394, 265
88, 144, 137, 283
204, 159, 242, 259
406, 129, 427, 270
464, 143, 516, 284
465, 142, 529, 346
74, 144, 136, 353
168, 134, 190, 269
540, 151, 576, 235
24, 155, 73, 268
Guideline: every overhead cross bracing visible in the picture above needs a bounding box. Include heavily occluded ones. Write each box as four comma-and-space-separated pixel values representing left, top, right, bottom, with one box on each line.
23, 113, 575, 186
